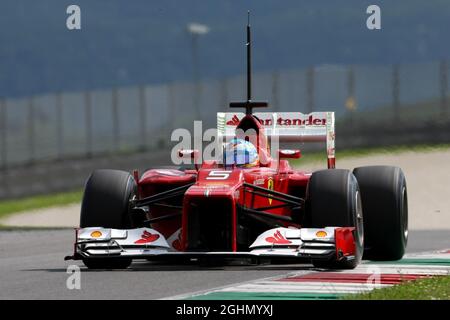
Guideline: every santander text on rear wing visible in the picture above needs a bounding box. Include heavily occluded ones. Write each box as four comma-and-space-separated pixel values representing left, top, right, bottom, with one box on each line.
217, 112, 336, 168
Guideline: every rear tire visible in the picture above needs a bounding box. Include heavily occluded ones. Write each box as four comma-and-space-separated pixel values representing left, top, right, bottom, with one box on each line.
353, 166, 408, 261
305, 169, 364, 269
80, 169, 137, 269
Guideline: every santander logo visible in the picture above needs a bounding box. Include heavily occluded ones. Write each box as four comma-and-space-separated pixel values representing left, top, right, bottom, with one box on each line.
265, 230, 292, 244
226, 114, 326, 127
134, 230, 160, 244
226, 115, 241, 126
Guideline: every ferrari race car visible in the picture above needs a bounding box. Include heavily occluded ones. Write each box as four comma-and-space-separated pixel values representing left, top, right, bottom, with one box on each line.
65, 17, 408, 270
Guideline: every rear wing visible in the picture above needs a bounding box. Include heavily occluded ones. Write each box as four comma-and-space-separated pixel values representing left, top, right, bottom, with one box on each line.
217, 112, 336, 168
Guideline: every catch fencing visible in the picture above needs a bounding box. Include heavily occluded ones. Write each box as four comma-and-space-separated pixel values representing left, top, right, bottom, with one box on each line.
1, 60, 450, 170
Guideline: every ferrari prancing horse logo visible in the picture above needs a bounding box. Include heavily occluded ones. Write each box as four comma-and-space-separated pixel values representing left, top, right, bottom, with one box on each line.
267, 178, 274, 204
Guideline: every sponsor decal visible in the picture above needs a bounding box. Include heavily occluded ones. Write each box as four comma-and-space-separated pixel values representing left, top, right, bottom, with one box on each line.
265, 230, 292, 244
276, 116, 326, 126
267, 177, 274, 204
315, 230, 328, 238
171, 231, 183, 251
254, 178, 264, 185
226, 114, 326, 127
172, 239, 182, 251
134, 230, 160, 244
90, 230, 102, 238
226, 115, 241, 126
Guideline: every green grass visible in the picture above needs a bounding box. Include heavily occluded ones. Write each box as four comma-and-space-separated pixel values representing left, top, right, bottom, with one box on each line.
343, 275, 450, 300
0, 189, 83, 219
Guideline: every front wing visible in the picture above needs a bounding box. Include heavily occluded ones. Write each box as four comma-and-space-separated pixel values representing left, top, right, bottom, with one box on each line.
65, 226, 356, 263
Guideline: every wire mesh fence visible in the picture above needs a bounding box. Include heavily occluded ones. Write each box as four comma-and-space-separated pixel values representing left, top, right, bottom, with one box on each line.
1, 60, 449, 169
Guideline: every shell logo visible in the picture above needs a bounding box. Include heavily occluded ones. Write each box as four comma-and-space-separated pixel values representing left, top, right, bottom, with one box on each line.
315, 230, 328, 238
90, 231, 102, 238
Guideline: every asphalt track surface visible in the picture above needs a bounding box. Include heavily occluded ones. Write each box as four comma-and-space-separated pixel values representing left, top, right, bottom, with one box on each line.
0, 229, 449, 300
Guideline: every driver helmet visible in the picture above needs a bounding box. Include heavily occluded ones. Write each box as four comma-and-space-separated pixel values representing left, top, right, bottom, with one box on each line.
223, 138, 259, 168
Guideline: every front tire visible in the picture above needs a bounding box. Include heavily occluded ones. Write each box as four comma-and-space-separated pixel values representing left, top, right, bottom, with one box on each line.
353, 166, 408, 261
80, 169, 137, 269
80, 169, 136, 229
305, 169, 364, 269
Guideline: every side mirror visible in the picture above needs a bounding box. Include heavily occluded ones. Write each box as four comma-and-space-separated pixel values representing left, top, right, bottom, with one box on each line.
178, 149, 199, 159
278, 149, 301, 159
178, 149, 200, 170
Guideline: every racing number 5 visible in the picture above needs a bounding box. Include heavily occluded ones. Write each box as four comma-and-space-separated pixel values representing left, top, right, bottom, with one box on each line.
206, 170, 232, 180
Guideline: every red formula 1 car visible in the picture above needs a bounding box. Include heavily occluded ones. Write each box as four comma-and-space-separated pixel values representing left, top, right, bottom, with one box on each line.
66, 19, 408, 270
